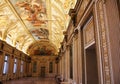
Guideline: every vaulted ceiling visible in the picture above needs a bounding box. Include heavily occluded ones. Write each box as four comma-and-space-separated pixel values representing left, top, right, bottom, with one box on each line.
0, 0, 77, 56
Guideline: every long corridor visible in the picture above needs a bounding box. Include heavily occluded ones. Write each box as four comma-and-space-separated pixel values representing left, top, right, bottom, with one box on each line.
3, 77, 57, 84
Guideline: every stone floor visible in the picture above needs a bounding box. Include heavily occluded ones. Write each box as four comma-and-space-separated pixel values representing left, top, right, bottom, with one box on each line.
3, 77, 57, 84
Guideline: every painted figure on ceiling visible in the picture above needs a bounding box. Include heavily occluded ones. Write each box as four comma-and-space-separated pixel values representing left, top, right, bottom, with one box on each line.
16, 0, 46, 26
31, 28, 49, 39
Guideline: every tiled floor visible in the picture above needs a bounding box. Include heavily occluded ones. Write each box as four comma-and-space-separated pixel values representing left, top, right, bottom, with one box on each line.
3, 77, 57, 84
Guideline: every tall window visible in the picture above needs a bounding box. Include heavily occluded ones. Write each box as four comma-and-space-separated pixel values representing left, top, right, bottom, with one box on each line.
3, 55, 9, 74
49, 62, 53, 73
13, 58, 17, 73
69, 44, 73, 79
21, 60, 24, 73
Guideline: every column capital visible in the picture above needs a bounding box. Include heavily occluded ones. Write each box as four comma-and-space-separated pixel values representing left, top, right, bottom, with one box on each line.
69, 9, 76, 27
73, 28, 79, 39
69, 9, 76, 17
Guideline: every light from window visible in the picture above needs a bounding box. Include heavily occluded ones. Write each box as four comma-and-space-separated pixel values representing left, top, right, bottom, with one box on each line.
3, 55, 9, 74
13, 58, 17, 73
21, 61, 24, 73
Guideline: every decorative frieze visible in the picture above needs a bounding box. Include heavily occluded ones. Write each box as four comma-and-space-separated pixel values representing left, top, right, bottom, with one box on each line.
3, 42, 13, 53
14, 49, 21, 56
97, 1, 111, 84
77, 0, 91, 23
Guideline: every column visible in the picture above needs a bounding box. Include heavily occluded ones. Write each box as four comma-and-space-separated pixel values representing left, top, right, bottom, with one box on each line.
73, 32, 78, 83
66, 45, 70, 81
77, 28, 82, 84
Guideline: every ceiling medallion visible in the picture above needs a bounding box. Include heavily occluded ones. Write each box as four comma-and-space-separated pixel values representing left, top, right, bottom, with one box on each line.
16, 1, 46, 26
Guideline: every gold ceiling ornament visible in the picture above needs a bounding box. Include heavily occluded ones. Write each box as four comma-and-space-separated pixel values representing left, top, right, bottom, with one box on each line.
63, 0, 77, 13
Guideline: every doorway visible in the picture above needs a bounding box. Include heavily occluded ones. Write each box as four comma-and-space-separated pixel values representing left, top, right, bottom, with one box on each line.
41, 67, 45, 77
85, 44, 99, 84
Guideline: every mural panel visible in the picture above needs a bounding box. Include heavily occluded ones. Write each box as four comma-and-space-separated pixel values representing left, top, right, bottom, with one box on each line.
31, 28, 49, 40
33, 46, 55, 56
10, 0, 48, 40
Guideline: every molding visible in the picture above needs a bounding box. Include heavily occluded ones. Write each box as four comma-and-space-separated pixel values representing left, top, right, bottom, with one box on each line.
69, 9, 77, 26
69, 9, 76, 17
76, 0, 94, 27
74, 28, 79, 35
84, 41, 95, 49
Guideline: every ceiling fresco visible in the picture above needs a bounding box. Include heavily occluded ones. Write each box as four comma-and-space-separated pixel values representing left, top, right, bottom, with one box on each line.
0, 0, 77, 55
10, 0, 48, 40
15, 0, 47, 27
31, 28, 49, 40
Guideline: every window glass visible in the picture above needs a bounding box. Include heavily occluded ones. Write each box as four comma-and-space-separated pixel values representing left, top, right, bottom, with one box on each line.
13, 58, 17, 73
5, 56, 8, 60
3, 55, 9, 74
21, 60, 24, 73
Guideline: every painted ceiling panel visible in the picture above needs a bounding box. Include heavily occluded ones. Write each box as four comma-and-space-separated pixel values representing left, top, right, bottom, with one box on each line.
10, 0, 48, 41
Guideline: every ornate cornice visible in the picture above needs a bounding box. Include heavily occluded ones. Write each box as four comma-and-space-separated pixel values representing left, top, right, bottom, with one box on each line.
69, 9, 76, 26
